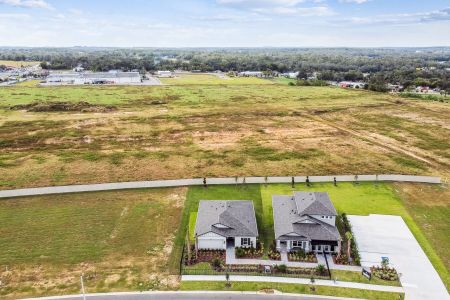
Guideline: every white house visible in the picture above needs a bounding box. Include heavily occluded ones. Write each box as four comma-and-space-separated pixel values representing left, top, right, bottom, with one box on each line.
194, 200, 259, 250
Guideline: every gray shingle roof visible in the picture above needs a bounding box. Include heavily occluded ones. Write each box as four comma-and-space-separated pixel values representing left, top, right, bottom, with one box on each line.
195, 200, 258, 238
272, 192, 340, 242
294, 192, 337, 216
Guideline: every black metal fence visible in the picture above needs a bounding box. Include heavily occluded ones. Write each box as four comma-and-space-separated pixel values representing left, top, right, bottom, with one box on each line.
181, 265, 330, 280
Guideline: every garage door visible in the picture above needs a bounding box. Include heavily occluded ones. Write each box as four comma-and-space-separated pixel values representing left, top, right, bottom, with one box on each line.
198, 238, 225, 250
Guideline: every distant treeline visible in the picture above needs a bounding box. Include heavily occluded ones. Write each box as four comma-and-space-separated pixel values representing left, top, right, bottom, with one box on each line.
1, 47, 449, 91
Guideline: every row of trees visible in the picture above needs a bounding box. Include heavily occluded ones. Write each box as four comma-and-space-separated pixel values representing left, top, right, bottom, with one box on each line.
1, 47, 449, 90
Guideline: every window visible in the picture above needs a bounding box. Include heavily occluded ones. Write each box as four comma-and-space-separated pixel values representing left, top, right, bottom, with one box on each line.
241, 238, 250, 246
292, 241, 301, 247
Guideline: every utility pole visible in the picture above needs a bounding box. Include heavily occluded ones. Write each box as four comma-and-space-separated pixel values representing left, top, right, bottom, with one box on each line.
80, 274, 86, 300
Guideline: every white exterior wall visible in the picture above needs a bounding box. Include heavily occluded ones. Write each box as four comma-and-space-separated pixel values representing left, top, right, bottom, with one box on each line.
197, 232, 226, 250
311, 215, 336, 226
276, 239, 310, 252
235, 236, 257, 248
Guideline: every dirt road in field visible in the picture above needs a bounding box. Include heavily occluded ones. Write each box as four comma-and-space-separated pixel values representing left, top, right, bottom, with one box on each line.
307, 114, 437, 166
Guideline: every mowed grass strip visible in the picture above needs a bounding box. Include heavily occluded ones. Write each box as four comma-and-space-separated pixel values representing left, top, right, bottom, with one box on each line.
180, 281, 405, 300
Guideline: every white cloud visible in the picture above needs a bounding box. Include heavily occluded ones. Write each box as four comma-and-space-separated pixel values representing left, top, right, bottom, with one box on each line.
254, 6, 334, 16
339, 7, 450, 25
217, 0, 334, 17
217, 0, 307, 7
339, 0, 370, 3
0, 12, 30, 19
0, 0, 52, 9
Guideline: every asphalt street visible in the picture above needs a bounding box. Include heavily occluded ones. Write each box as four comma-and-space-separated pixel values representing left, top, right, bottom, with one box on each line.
26, 292, 351, 300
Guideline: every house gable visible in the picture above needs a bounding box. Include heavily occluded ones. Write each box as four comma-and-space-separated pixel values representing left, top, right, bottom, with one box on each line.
197, 231, 226, 238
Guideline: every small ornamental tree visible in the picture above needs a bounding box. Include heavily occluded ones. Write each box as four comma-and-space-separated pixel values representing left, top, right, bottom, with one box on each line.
345, 231, 353, 261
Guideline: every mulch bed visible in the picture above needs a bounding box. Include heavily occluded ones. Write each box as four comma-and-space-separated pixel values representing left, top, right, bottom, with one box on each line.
185, 248, 225, 265
235, 247, 264, 259
288, 252, 318, 263
332, 254, 358, 266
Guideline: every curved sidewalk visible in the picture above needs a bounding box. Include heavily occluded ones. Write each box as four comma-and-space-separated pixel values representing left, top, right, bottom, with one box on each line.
0, 174, 441, 198
181, 275, 405, 293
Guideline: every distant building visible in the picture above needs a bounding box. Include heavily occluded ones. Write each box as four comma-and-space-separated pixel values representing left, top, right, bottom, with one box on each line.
281, 72, 299, 79
387, 84, 403, 93
73, 66, 85, 72
46, 71, 141, 85
156, 70, 173, 78
238, 71, 264, 77
339, 81, 367, 89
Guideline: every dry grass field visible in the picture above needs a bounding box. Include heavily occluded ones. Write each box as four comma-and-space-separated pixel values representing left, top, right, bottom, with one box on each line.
0, 60, 40, 67
0, 83, 448, 189
159, 73, 273, 85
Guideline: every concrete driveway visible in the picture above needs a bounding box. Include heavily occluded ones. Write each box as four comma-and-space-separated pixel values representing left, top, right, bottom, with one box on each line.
348, 214, 449, 300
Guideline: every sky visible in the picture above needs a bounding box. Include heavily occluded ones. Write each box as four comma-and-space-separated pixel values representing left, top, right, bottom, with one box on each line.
0, 0, 449, 47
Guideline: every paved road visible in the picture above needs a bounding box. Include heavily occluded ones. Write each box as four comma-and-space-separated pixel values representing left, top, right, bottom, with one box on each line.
0, 175, 441, 198
142, 75, 162, 85
349, 214, 449, 300
24, 292, 356, 300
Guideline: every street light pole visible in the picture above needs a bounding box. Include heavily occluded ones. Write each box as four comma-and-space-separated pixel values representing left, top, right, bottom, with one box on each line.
80, 274, 86, 300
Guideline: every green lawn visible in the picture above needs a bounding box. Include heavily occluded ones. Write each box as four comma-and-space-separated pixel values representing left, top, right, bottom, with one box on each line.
331, 270, 401, 287
189, 212, 197, 242
180, 281, 404, 300
270, 77, 297, 85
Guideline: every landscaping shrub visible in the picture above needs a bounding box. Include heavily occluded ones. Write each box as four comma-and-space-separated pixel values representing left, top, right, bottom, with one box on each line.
316, 264, 327, 276
371, 266, 399, 281
268, 249, 281, 260
288, 250, 317, 262
211, 258, 223, 271
339, 213, 361, 265
235, 247, 245, 258
235, 244, 263, 259
185, 247, 225, 265
274, 264, 287, 273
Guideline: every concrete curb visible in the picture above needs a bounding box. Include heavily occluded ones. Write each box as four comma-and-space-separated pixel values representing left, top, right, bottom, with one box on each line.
0, 174, 441, 198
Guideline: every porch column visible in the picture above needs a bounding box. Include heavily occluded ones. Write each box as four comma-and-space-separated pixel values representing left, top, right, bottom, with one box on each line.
305, 241, 310, 252
276, 240, 280, 249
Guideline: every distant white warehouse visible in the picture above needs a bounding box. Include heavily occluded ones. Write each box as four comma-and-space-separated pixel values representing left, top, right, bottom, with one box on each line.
155, 70, 173, 78
46, 71, 141, 85
238, 71, 264, 77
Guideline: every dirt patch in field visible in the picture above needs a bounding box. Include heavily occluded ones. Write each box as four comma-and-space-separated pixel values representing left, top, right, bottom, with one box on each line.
10, 101, 117, 113
394, 182, 450, 207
